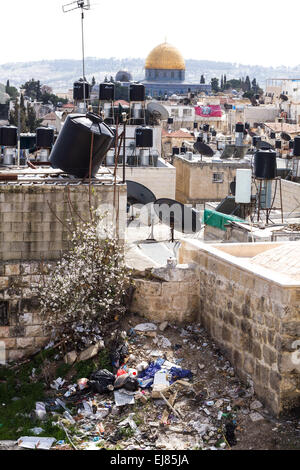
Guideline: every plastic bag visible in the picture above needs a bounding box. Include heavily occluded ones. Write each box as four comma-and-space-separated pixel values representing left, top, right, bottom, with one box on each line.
89, 369, 115, 394
110, 343, 129, 369
114, 374, 139, 392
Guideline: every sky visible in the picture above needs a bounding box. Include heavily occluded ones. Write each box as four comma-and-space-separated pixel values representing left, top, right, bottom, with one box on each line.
1, 0, 299, 67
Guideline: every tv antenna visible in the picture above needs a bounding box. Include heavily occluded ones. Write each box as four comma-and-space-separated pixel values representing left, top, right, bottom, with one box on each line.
62, 0, 91, 111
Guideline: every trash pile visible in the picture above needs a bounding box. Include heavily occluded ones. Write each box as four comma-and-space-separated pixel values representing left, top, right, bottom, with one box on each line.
3, 316, 300, 451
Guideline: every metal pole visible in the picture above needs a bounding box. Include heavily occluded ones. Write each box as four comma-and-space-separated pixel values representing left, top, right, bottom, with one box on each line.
17, 92, 21, 167
81, 7, 86, 112
123, 118, 126, 183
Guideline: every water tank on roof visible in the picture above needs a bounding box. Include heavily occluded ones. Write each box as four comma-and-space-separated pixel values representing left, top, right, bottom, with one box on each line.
270, 132, 276, 140
172, 147, 180, 155
275, 140, 282, 149
293, 136, 300, 157
235, 169, 252, 204
235, 123, 244, 133
135, 127, 153, 148
254, 150, 277, 180
203, 124, 209, 132
289, 140, 294, 150
0, 125, 17, 147
193, 122, 198, 129
50, 113, 114, 178
252, 136, 261, 147
167, 117, 174, 124
99, 82, 115, 101
130, 84, 145, 102
36, 127, 54, 148
73, 80, 91, 101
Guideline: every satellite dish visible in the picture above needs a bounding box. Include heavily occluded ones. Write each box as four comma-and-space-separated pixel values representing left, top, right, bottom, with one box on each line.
256, 140, 274, 150
220, 145, 249, 159
280, 94, 289, 102
154, 198, 201, 234
281, 132, 291, 142
193, 141, 214, 157
126, 180, 156, 206
147, 102, 169, 121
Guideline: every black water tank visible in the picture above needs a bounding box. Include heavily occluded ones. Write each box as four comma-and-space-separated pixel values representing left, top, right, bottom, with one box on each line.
73, 81, 91, 101
289, 140, 294, 150
0, 125, 17, 146
254, 150, 277, 180
252, 136, 261, 147
275, 140, 282, 149
203, 124, 209, 132
36, 127, 54, 148
130, 84, 145, 102
212, 130, 217, 137
180, 146, 187, 153
245, 122, 250, 130
99, 82, 115, 101
135, 127, 153, 147
172, 147, 180, 155
197, 136, 203, 143
193, 122, 198, 129
50, 113, 114, 178
168, 117, 174, 124
270, 132, 276, 139
235, 122, 244, 133
294, 136, 300, 156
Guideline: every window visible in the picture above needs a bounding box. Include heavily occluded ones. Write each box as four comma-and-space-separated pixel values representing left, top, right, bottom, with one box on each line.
212, 173, 224, 183
171, 109, 179, 117
183, 109, 192, 117
0, 301, 9, 326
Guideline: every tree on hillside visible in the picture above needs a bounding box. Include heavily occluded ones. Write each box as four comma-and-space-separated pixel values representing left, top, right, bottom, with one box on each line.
200, 74, 205, 84
5, 80, 19, 100
22, 79, 42, 101
211, 77, 219, 93
9, 96, 42, 132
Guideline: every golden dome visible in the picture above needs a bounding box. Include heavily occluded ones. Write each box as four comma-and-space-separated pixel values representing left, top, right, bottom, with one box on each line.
145, 42, 185, 70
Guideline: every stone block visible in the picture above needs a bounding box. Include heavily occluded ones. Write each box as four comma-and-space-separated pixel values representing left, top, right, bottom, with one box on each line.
16, 337, 35, 349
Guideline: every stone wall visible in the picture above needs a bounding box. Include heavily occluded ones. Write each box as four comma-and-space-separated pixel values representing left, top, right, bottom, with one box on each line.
0, 183, 127, 261
130, 277, 200, 324
0, 182, 127, 363
179, 240, 300, 416
0, 261, 52, 362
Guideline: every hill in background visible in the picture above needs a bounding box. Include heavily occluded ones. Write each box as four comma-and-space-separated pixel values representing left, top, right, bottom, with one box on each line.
0, 57, 300, 92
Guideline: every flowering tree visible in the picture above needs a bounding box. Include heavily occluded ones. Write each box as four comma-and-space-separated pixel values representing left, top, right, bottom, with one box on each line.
38, 214, 130, 350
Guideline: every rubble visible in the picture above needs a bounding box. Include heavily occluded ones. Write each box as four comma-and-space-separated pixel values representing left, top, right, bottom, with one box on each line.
1, 314, 299, 451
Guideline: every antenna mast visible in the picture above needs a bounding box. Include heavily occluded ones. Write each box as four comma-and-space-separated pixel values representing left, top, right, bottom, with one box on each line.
62, 0, 91, 111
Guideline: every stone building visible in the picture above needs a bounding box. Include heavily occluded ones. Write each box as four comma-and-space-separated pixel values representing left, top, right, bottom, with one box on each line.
173, 154, 251, 205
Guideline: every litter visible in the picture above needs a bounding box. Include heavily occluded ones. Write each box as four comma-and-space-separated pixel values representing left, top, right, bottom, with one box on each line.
119, 415, 138, 432
152, 370, 170, 398
50, 377, 65, 390
114, 389, 135, 407
153, 336, 172, 349
134, 323, 157, 332
35, 402, 47, 420
30, 427, 44, 435
17, 436, 56, 450
89, 369, 115, 394
110, 343, 129, 369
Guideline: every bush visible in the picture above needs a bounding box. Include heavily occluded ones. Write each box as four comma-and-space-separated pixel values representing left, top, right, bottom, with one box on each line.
38, 213, 130, 350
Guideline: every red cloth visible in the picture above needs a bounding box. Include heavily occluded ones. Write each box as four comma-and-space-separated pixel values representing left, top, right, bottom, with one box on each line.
195, 105, 222, 118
